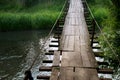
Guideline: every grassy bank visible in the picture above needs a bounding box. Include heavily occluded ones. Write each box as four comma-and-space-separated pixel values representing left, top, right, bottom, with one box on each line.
0, 0, 64, 31
87, 0, 120, 67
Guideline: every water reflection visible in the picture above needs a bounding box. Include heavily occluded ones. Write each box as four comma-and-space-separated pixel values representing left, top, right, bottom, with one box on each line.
0, 30, 49, 80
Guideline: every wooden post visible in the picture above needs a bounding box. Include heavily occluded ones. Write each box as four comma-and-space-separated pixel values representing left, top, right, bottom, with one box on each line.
91, 19, 96, 47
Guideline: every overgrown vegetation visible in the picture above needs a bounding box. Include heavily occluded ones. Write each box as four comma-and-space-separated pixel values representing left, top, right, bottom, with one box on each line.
0, 0, 64, 31
87, 0, 120, 68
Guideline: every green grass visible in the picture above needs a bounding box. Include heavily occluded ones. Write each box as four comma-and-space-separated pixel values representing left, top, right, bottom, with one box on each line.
0, 0, 64, 31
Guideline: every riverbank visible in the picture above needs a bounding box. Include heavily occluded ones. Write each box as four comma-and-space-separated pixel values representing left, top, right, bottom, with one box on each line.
0, 0, 64, 31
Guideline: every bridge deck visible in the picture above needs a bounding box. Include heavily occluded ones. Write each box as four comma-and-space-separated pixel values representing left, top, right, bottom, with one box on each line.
58, 0, 99, 79
49, 0, 99, 80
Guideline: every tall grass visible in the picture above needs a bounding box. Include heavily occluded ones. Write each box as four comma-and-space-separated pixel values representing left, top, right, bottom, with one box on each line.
0, 0, 64, 31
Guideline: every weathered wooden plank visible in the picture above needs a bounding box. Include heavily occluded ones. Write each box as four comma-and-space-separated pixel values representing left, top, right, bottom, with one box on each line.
62, 36, 75, 51
100, 78, 112, 80
52, 51, 60, 67
37, 75, 50, 79
50, 67, 60, 80
49, 44, 59, 47
98, 68, 114, 74
74, 36, 80, 52
80, 45, 92, 67
42, 60, 52, 63
59, 67, 74, 80
61, 52, 82, 67
67, 36, 74, 51
39, 66, 52, 71
63, 36, 69, 50
45, 52, 54, 55
75, 68, 99, 80
97, 61, 109, 65
87, 47, 98, 67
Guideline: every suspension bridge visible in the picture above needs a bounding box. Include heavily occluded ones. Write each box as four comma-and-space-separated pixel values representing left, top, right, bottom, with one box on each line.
25, 0, 116, 80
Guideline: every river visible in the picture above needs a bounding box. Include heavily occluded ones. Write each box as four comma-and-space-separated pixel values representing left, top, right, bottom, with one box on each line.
0, 30, 50, 80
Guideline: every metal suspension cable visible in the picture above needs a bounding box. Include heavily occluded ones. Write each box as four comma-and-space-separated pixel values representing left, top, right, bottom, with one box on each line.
28, 0, 68, 71
84, 0, 120, 65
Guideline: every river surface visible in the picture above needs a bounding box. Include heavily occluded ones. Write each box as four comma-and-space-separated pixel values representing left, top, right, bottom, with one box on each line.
0, 30, 50, 80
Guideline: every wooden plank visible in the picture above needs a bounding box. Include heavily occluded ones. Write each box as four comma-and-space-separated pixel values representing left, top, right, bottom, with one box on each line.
45, 52, 54, 55
98, 68, 114, 74
51, 40, 58, 43
97, 61, 109, 65
100, 78, 112, 80
43, 60, 52, 63
92, 46, 101, 49
50, 67, 60, 80
63, 36, 74, 51
39, 66, 52, 71
80, 45, 92, 67
53, 51, 60, 67
63, 36, 69, 50
71, 25, 74, 35
61, 52, 82, 67
49, 44, 59, 47
67, 36, 74, 51
37, 76, 50, 79
74, 36, 80, 52
75, 68, 99, 80
60, 35, 66, 50
87, 47, 98, 67
59, 67, 74, 80
75, 23, 80, 35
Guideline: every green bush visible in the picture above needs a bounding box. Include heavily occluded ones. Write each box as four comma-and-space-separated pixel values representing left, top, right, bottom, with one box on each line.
92, 7, 110, 24
87, 0, 120, 68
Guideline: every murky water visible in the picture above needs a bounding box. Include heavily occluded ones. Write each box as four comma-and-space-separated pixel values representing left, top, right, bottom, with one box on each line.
0, 30, 50, 80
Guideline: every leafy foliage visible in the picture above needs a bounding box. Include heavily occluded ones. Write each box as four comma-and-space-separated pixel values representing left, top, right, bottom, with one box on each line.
87, 0, 120, 68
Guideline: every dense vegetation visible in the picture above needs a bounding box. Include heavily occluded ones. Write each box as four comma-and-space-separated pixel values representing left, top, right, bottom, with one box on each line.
87, 0, 120, 68
0, 0, 64, 31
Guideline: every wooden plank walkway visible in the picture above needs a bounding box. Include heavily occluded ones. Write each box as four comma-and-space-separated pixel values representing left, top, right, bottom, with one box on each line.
37, 0, 114, 79
50, 0, 99, 79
